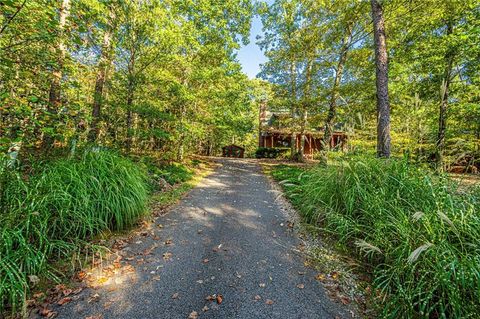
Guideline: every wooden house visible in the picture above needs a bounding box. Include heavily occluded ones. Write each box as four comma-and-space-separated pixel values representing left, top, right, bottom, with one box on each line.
222, 144, 245, 158
258, 102, 347, 158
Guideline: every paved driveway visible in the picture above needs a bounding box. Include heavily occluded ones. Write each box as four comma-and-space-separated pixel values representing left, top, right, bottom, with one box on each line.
55, 159, 348, 319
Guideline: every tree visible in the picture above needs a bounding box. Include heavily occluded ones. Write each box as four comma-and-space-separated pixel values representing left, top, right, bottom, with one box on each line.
42, 0, 71, 151
370, 0, 391, 158
88, 1, 117, 143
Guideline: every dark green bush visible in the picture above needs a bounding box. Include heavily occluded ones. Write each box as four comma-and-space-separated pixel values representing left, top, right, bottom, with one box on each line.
255, 147, 289, 158
273, 156, 480, 318
0, 151, 148, 313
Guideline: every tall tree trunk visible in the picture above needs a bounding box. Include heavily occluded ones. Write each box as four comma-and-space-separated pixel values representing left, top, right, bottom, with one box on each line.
125, 49, 136, 153
125, 99, 133, 153
371, 0, 391, 158
125, 77, 135, 153
299, 109, 308, 159
88, 16, 114, 143
289, 62, 297, 159
43, 0, 70, 152
299, 59, 313, 161
436, 22, 454, 169
322, 25, 352, 149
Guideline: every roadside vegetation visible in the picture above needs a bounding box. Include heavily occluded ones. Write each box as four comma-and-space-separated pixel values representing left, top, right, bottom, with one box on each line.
272, 155, 480, 318
0, 150, 205, 314
1, 0, 256, 315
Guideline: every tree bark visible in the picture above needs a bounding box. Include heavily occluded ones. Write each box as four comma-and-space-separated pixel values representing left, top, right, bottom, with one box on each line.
177, 105, 186, 161
371, 0, 391, 158
125, 96, 133, 153
125, 47, 136, 153
436, 22, 454, 169
289, 62, 297, 159
322, 25, 352, 149
42, 0, 70, 152
299, 59, 313, 161
88, 13, 115, 143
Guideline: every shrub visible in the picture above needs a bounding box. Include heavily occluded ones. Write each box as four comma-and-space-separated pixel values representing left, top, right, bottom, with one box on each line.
0, 151, 148, 313
255, 147, 289, 158
273, 156, 480, 318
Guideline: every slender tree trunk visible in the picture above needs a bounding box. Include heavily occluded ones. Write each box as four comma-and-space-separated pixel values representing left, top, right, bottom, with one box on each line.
299, 109, 308, 159
299, 59, 313, 161
125, 94, 133, 153
436, 22, 454, 169
125, 49, 136, 153
88, 17, 114, 143
42, 0, 70, 151
322, 25, 352, 149
125, 76, 135, 153
289, 62, 297, 159
177, 115, 185, 159
371, 0, 391, 158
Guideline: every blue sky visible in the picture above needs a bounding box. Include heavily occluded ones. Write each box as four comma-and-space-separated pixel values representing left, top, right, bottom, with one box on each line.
237, 12, 266, 79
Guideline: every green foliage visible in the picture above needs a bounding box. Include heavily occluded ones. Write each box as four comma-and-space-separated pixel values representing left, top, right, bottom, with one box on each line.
0, 0, 256, 160
273, 157, 480, 318
255, 147, 289, 158
151, 163, 194, 187
0, 150, 148, 313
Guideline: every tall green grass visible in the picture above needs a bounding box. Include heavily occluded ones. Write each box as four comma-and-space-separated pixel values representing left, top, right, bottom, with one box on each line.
0, 151, 148, 313
273, 157, 480, 318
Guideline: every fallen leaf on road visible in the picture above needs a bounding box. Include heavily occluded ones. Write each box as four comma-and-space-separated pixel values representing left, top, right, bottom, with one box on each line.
265, 299, 274, 305
152, 276, 161, 281
315, 273, 326, 281
216, 294, 223, 304
297, 284, 305, 289
254, 295, 261, 301
143, 244, 158, 256
39, 308, 57, 318
298, 271, 306, 275
57, 297, 72, 305
123, 264, 135, 274
340, 296, 351, 305
259, 283, 266, 288
72, 287, 83, 295
85, 315, 103, 319
62, 289, 73, 296
172, 292, 179, 299
203, 259, 209, 263
88, 293, 100, 303
163, 252, 172, 261
77, 271, 87, 280
205, 295, 215, 301
188, 311, 198, 319
197, 229, 203, 234
165, 239, 173, 245
202, 306, 209, 312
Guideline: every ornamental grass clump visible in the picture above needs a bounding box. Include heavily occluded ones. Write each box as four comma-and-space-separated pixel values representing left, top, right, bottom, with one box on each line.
274, 156, 480, 318
0, 150, 148, 313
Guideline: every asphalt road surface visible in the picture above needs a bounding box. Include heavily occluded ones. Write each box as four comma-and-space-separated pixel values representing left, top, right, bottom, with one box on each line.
54, 159, 349, 319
